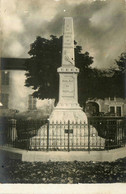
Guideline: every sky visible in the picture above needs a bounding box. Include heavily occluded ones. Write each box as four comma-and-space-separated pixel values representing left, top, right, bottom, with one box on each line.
1, 0, 126, 69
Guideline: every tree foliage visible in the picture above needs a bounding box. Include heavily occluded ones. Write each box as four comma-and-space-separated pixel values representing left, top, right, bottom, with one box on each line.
115, 52, 126, 72
25, 35, 125, 107
25, 35, 62, 101
111, 52, 126, 98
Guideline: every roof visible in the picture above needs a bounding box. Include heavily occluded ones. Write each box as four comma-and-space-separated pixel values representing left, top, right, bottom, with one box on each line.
0, 58, 28, 70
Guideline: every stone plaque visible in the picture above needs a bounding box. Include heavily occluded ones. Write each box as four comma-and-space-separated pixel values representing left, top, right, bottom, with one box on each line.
61, 76, 75, 98
65, 129, 73, 133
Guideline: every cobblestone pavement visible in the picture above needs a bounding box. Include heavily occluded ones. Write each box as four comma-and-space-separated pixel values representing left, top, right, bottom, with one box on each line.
0, 157, 126, 183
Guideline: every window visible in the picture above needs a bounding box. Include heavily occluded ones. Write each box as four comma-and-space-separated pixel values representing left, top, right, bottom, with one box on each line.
2, 71, 9, 85
28, 95, 36, 110
0, 93, 9, 108
110, 106, 115, 114
116, 106, 121, 116
110, 97, 114, 101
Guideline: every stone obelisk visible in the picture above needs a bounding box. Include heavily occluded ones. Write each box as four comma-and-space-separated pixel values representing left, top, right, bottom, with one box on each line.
49, 17, 87, 123
29, 17, 105, 150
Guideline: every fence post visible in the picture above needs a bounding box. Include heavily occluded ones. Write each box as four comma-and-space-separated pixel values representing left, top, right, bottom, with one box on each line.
47, 119, 50, 151
10, 119, 17, 147
88, 119, 90, 153
68, 120, 70, 152
107, 122, 109, 151
116, 120, 119, 147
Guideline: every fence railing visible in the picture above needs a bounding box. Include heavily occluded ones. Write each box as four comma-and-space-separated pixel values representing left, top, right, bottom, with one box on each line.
0, 117, 126, 151
88, 117, 126, 150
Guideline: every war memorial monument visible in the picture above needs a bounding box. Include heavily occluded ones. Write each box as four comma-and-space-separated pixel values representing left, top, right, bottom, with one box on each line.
29, 17, 105, 150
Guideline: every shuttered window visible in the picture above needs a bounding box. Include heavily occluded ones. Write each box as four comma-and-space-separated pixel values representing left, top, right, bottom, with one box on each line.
110, 106, 115, 114
116, 106, 121, 116
28, 95, 36, 110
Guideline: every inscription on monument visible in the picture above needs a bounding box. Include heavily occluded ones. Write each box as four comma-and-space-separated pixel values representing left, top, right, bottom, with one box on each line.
64, 35, 72, 46
61, 76, 75, 98
65, 22, 72, 33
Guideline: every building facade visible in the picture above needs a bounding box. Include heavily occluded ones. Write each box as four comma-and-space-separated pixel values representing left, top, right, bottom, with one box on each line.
0, 58, 54, 117
85, 97, 126, 117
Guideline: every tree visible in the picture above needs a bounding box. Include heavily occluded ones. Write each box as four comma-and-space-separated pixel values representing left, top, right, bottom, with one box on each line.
25, 35, 125, 108
99, 52, 126, 99
82, 51, 126, 101
25, 35, 94, 106
110, 52, 126, 98
115, 52, 126, 72
25, 35, 62, 101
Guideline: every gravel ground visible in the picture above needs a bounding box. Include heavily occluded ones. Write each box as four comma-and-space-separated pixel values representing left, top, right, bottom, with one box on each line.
0, 157, 126, 183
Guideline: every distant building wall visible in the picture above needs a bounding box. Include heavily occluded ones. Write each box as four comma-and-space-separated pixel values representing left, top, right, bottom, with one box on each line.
9, 70, 32, 111
86, 97, 126, 117
104, 97, 126, 116
1, 69, 54, 113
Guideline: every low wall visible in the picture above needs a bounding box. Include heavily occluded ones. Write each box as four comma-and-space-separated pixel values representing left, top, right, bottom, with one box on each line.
0, 146, 126, 162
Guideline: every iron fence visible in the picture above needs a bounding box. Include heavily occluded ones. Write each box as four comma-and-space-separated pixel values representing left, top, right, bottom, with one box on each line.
0, 117, 126, 151
88, 117, 126, 150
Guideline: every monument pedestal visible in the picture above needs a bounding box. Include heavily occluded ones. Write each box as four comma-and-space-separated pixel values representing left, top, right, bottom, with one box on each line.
49, 103, 87, 123
49, 108, 87, 123
49, 65, 87, 123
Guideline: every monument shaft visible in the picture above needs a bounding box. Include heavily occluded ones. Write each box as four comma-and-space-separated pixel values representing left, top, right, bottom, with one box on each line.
62, 17, 75, 66
49, 17, 87, 123
58, 17, 79, 108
